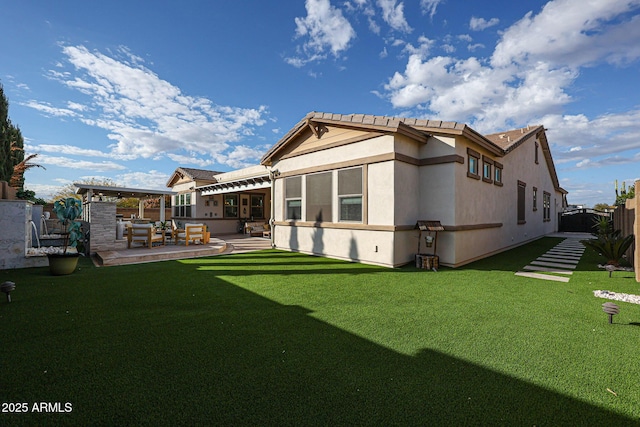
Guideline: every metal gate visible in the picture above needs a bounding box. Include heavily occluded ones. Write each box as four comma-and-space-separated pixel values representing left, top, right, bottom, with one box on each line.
558, 209, 610, 233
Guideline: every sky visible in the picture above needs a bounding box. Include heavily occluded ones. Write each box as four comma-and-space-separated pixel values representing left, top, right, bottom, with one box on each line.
1, 0, 639, 207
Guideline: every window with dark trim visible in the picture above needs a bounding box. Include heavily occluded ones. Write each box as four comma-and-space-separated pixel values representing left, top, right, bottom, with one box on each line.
467, 147, 480, 179
285, 176, 302, 220
306, 172, 332, 222
338, 167, 362, 222
533, 187, 538, 211
174, 193, 192, 217
535, 141, 539, 164
223, 194, 238, 218
517, 181, 526, 224
543, 191, 551, 222
482, 156, 493, 183
494, 161, 503, 186
250, 194, 264, 219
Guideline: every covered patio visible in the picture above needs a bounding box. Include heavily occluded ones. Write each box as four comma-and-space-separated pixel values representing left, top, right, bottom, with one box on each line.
73, 183, 176, 255
74, 183, 176, 222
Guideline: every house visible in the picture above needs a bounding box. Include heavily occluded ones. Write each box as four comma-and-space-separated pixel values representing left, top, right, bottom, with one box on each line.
166, 166, 272, 234
169, 111, 567, 268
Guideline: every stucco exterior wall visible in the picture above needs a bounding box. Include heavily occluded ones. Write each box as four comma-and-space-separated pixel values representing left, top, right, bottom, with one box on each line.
0, 200, 48, 269
273, 225, 397, 267
269, 121, 564, 268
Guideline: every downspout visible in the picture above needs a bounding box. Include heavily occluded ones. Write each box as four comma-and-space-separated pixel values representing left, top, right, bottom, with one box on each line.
269, 168, 280, 248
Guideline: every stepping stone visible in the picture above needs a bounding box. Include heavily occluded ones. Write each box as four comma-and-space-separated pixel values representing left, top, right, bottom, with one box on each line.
547, 249, 583, 255
523, 265, 573, 275
531, 260, 578, 270
537, 256, 579, 264
515, 271, 570, 282
543, 253, 582, 260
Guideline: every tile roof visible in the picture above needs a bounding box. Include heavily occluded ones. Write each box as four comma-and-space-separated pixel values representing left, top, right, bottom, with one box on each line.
485, 125, 543, 152
176, 167, 222, 181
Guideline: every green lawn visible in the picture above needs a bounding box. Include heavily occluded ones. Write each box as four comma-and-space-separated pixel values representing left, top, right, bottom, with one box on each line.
1, 237, 639, 426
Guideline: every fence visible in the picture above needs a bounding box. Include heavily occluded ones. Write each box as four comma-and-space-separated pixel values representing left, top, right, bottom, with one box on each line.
611, 180, 638, 281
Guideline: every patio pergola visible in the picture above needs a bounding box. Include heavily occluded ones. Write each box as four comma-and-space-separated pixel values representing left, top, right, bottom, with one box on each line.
74, 183, 176, 222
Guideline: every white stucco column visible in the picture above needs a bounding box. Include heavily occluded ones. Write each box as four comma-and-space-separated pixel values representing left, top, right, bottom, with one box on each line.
159, 196, 165, 222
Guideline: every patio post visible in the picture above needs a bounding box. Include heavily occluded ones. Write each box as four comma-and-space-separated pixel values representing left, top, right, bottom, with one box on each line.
159, 196, 166, 222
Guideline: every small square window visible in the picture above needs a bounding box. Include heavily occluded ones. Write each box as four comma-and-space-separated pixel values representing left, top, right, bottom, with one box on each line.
467, 148, 480, 180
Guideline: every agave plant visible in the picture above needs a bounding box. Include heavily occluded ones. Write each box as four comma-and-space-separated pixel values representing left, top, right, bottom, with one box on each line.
582, 233, 634, 267
52, 197, 83, 254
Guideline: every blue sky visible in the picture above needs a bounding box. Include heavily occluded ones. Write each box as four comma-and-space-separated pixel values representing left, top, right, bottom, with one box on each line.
1, 0, 639, 207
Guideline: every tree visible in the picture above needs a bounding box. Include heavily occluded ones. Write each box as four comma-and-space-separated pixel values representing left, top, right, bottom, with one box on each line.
614, 181, 635, 206
49, 178, 117, 202
593, 203, 611, 212
0, 83, 25, 184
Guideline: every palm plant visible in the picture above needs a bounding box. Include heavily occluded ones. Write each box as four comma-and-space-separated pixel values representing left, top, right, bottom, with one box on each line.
582, 233, 634, 267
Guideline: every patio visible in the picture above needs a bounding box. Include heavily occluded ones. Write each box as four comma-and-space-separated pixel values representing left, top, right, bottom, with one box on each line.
94, 234, 271, 266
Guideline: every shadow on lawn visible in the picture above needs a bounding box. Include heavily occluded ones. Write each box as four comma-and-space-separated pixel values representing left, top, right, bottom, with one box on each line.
2, 258, 635, 425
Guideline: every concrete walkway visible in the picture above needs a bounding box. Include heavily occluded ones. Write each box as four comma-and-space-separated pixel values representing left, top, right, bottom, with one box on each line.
515, 236, 589, 282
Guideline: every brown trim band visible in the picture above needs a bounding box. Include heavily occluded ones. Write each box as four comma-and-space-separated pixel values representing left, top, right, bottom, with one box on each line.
274, 221, 502, 232
273, 221, 397, 231
420, 154, 464, 166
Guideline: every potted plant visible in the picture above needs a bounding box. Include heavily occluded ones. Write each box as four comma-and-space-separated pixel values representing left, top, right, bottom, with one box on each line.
47, 197, 83, 275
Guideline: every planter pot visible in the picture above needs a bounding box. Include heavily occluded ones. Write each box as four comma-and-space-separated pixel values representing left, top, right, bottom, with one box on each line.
47, 253, 80, 276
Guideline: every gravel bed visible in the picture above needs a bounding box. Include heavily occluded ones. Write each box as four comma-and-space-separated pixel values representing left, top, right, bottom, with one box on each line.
594, 290, 640, 305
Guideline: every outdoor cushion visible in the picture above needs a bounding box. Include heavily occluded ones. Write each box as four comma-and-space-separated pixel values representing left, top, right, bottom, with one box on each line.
127, 223, 164, 248
175, 223, 205, 246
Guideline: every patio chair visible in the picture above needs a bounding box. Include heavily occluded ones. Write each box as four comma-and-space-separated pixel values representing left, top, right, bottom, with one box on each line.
127, 223, 165, 249
174, 223, 205, 246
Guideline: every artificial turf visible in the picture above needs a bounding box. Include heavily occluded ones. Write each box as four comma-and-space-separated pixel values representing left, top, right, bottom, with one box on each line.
1, 237, 639, 426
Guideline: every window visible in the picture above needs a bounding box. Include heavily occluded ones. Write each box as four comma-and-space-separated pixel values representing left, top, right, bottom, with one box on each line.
535, 141, 539, 164
250, 195, 264, 219
174, 193, 192, 217
224, 194, 238, 218
285, 176, 302, 220
517, 181, 526, 224
306, 172, 332, 222
543, 191, 551, 222
338, 167, 362, 222
494, 161, 503, 186
533, 187, 538, 211
467, 148, 480, 179
482, 156, 493, 183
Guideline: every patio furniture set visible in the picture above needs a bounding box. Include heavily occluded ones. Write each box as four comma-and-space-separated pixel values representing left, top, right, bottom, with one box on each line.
127, 222, 209, 249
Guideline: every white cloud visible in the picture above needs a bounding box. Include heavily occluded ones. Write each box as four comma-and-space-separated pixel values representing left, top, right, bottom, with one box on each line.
377, 0, 412, 33
491, 0, 640, 68
28, 144, 113, 158
469, 17, 499, 31
30, 45, 268, 170
420, 0, 443, 19
287, 0, 356, 66
22, 100, 78, 117
116, 170, 172, 190
37, 154, 126, 171
214, 144, 272, 169
383, 0, 640, 133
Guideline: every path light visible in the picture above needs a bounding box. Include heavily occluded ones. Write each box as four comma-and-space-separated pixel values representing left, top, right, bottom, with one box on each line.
1, 281, 16, 303
602, 302, 620, 324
